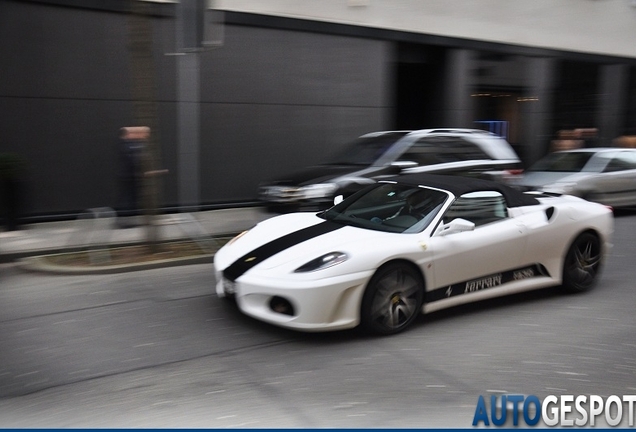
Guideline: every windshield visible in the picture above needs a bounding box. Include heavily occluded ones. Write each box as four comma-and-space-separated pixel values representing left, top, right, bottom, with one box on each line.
325, 132, 409, 166
529, 152, 594, 173
320, 183, 448, 233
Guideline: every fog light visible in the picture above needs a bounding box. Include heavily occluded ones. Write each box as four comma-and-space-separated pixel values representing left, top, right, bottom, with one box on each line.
269, 296, 295, 316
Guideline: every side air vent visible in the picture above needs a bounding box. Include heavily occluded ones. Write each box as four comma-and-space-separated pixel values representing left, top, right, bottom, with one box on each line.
545, 206, 555, 221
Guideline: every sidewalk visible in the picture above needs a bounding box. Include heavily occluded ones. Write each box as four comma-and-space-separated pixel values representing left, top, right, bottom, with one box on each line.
0, 207, 273, 263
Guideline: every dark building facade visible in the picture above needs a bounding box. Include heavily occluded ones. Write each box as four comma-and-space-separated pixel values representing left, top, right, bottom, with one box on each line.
1, 0, 635, 220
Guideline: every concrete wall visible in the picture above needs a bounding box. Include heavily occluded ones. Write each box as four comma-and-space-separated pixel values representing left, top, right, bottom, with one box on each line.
216, 0, 636, 60
0, 1, 136, 215
0, 1, 392, 218
1, 0, 635, 220
198, 25, 392, 202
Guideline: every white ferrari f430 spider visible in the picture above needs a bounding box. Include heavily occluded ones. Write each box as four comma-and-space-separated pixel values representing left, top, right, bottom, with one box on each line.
214, 174, 613, 335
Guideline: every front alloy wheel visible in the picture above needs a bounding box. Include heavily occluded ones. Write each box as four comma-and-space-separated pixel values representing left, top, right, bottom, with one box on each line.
562, 232, 602, 293
361, 263, 424, 335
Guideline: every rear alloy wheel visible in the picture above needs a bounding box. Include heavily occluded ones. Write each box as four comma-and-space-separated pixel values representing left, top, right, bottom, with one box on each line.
562, 232, 602, 293
361, 263, 424, 335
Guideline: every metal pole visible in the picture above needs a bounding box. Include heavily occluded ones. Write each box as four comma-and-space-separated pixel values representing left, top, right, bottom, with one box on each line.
176, 0, 202, 212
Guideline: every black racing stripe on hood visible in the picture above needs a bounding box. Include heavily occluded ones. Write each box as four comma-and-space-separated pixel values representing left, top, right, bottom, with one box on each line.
222, 220, 344, 281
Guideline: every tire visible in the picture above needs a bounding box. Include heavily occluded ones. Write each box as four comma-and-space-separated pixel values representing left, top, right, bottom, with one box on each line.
360, 263, 424, 335
562, 232, 602, 293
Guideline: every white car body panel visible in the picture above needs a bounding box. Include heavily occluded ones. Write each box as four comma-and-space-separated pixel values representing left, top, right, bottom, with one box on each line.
215, 176, 613, 333
402, 159, 520, 175
427, 217, 527, 289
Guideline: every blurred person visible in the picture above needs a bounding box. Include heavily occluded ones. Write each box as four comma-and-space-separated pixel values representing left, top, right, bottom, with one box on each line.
550, 129, 584, 152
117, 127, 147, 227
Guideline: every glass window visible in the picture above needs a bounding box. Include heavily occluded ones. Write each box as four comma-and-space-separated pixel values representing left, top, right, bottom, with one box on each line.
326, 132, 409, 166
443, 191, 508, 227
397, 136, 491, 166
321, 183, 448, 233
602, 151, 636, 172
529, 151, 594, 173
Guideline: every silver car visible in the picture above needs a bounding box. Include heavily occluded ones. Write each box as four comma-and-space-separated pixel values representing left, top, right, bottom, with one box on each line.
508, 148, 636, 208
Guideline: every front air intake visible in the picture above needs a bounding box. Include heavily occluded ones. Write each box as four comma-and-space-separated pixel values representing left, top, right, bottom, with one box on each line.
269, 296, 295, 316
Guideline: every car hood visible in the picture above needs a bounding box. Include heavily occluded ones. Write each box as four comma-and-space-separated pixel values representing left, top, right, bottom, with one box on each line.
264, 164, 386, 187
215, 213, 401, 277
514, 171, 593, 189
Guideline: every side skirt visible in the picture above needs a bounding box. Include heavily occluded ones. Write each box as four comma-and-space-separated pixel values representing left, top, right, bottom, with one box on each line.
422, 264, 554, 314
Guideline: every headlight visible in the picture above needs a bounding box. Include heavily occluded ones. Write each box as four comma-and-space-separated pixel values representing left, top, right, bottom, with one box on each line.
299, 183, 338, 200
294, 252, 348, 273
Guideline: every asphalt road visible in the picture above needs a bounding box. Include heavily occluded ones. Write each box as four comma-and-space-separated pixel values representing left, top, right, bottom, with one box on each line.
1, 212, 636, 427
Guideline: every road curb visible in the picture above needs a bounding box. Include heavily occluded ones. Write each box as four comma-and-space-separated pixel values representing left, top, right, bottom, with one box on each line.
0, 234, 236, 263
17, 252, 216, 275
10, 235, 236, 275
0, 245, 136, 264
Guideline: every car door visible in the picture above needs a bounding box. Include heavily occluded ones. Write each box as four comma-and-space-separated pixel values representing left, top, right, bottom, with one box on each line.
427, 191, 528, 295
394, 135, 497, 175
587, 151, 636, 207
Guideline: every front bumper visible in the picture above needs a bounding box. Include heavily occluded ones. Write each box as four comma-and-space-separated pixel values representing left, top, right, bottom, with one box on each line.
258, 186, 334, 211
215, 268, 373, 332
259, 185, 302, 204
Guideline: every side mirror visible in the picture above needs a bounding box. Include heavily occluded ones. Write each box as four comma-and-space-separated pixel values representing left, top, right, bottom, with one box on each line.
435, 218, 475, 237
388, 160, 418, 174
333, 195, 344, 205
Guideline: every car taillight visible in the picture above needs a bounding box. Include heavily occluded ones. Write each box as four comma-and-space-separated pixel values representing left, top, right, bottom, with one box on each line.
505, 169, 524, 176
